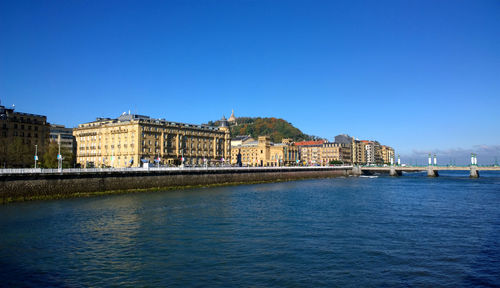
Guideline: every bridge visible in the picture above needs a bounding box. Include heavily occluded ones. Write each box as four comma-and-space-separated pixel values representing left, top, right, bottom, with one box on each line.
356, 165, 500, 178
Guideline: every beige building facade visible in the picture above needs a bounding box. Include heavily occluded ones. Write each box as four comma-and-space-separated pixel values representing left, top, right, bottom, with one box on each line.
296, 140, 351, 165
74, 113, 231, 168
352, 139, 394, 165
378, 145, 395, 164
231, 136, 299, 167
322, 142, 352, 164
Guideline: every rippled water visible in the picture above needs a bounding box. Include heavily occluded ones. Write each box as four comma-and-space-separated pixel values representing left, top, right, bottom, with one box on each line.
1, 172, 500, 287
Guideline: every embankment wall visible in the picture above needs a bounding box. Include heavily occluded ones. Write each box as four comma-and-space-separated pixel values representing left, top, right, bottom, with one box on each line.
0, 168, 350, 203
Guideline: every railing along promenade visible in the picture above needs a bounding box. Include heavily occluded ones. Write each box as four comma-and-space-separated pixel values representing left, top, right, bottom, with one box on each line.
0, 165, 354, 176
358, 164, 500, 178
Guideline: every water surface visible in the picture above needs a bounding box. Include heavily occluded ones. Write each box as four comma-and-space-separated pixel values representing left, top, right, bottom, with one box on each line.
1, 172, 499, 287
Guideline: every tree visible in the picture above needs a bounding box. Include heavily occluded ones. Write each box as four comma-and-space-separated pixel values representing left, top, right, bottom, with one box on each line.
41, 142, 74, 168
5, 138, 32, 167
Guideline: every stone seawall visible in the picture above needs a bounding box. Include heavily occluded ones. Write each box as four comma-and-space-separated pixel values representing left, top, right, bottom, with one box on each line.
0, 167, 350, 203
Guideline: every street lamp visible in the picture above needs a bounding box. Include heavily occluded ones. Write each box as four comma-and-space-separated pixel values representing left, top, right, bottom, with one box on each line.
34, 144, 38, 169
57, 139, 62, 171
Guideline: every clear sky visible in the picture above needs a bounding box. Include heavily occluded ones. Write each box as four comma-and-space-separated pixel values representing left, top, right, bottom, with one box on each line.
1, 0, 499, 163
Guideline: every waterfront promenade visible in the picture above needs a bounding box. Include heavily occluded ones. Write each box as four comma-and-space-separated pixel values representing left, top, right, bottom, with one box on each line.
0, 166, 352, 203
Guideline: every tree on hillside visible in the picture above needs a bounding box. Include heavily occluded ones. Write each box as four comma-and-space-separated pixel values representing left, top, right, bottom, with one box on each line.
206, 116, 319, 142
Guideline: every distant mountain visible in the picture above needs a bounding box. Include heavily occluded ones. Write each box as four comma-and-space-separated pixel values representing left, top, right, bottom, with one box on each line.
206, 117, 320, 143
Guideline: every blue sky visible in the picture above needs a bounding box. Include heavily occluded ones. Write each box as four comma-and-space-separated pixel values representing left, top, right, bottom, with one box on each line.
1, 0, 499, 163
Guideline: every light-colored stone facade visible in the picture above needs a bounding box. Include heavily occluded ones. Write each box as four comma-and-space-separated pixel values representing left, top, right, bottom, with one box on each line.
322, 142, 352, 164
74, 113, 231, 168
231, 136, 299, 166
295, 140, 325, 165
352, 139, 393, 165
296, 140, 351, 165
378, 145, 394, 164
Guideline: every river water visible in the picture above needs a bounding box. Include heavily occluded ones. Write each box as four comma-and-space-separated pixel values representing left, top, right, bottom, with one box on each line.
1, 171, 499, 287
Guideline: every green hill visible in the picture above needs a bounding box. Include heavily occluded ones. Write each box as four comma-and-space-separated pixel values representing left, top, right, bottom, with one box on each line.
207, 117, 318, 143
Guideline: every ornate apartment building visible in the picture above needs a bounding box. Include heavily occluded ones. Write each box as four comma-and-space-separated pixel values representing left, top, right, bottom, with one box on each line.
230, 136, 299, 167
73, 113, 231, 168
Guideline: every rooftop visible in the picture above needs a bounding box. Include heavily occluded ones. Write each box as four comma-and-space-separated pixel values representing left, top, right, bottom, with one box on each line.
78, 112, 222, 132
294, 140, 326, 146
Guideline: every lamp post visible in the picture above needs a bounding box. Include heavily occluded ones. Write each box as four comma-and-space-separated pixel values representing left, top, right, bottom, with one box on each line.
57, 139, 62, 171
34, 144, 38, 169
181, 148, 184, 168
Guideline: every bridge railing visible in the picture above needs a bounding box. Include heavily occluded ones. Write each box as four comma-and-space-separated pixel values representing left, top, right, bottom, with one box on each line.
360, 164, 499, 169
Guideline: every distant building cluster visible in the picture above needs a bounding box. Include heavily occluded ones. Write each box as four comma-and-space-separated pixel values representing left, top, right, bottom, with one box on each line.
230, 134, 394, 167
0, 105, 394, 168
228, 111, 394, 167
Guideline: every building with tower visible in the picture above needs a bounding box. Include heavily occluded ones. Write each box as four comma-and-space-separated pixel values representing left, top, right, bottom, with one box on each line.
228, 109, 236, 124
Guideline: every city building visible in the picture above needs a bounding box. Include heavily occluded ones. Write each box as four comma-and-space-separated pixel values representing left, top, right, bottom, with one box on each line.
0, 103, 50, 167
50, 124, 76, 152
351, 139, 394, 165
50, 124, 76, 166
351, 139, 366, 165
362, 140, 375, 165
295, 140, 351, 165
73, 112, 231, 168
230, 136, 299, 166
377, 145, 395, 164
294, 140, 326, 165
321, 142, 352, 164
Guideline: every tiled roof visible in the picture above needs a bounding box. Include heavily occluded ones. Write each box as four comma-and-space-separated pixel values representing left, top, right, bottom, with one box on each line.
294, 140, 325, 146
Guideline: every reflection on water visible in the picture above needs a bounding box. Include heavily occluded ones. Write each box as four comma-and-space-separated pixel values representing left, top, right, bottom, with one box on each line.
1, 172, 500, 287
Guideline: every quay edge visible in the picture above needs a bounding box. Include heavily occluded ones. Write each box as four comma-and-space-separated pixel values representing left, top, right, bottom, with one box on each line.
0, 166, 352, 204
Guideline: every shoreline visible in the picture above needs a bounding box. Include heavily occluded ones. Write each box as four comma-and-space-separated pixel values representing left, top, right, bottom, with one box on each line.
0, 167, 350, 204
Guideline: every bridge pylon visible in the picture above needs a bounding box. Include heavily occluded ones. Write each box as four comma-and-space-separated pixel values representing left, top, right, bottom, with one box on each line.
427, 166, 439, 177
470, 166, 479, 178
390, 166, 401, 176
